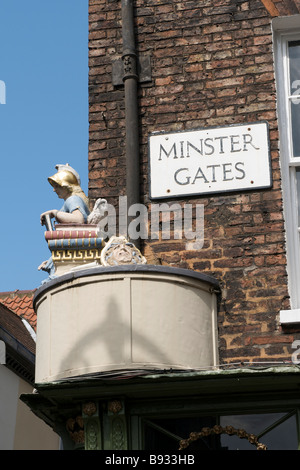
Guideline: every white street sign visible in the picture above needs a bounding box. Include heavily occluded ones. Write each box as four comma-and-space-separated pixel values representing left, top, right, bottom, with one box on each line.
149, 122, 272, 199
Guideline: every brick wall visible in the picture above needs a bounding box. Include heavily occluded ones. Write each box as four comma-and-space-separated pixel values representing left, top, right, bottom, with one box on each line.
88, 0, 300, 364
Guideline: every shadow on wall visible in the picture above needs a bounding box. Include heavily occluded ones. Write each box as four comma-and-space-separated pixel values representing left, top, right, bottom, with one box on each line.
58, 295, 174, 377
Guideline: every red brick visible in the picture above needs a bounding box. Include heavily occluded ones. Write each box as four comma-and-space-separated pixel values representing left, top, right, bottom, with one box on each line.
88, 0, 296, 364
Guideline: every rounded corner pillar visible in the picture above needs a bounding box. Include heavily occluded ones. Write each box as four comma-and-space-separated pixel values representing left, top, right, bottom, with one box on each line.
33, 265, 220, 384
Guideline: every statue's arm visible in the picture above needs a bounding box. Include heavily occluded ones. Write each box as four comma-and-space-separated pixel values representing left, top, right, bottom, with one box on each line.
40, 208, 85, 225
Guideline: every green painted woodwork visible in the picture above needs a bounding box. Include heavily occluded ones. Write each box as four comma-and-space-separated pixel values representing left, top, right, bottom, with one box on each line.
20, 366, 300, 450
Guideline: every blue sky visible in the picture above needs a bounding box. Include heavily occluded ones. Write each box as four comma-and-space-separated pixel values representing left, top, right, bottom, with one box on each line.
0, 1, 89, 291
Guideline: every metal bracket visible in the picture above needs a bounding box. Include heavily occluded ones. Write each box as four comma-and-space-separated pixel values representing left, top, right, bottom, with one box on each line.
112, 55, 152, 87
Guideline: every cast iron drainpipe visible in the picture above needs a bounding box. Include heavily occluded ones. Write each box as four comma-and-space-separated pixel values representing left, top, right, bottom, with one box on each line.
121, 0, 140, 247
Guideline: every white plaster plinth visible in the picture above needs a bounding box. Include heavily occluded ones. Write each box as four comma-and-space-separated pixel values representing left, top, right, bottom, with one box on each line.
34, 266, 219, 383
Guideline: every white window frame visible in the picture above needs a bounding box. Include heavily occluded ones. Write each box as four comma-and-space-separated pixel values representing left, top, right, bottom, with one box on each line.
273, 16, 300, 323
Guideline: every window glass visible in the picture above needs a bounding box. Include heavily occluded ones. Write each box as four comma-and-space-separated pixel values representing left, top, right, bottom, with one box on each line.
220, 413, 297, 450
142, 413, 298, 451
262, 415, 298, 450
273, 27, 300, 308
290, 102, 300, 157
290, 105, 300, 157
289, 41, 300, 157
143, 417, 218, 451
288, 40, 300, 92
296, 168, 300, 226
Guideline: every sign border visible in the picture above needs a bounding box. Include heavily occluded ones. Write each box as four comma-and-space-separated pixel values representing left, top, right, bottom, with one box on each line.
148, 121, 272, 200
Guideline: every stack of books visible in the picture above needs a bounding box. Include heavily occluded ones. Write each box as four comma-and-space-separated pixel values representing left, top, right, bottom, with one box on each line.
45, 223, 105, 276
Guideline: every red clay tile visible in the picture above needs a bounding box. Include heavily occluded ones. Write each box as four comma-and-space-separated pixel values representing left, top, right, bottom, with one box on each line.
0, 290, 37, 331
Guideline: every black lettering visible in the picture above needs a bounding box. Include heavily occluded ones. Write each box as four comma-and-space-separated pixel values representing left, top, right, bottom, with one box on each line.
235, 162, 246, 179
174, 168, 190, 185
214, 136, 228, 154
186, 140, 203, 157
207, 164, 221, 182
192, 167, 209, 184
204, 138, 214, 155
223, 163, 234, 181
180, 141, 184, 158
230, 135, 241, 152
243, 133, 260, 151
159, 143, 177, 161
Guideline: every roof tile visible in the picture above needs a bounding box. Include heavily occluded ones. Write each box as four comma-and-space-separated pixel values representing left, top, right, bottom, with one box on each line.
0, 290, 37, 331
0, 302, 35, 354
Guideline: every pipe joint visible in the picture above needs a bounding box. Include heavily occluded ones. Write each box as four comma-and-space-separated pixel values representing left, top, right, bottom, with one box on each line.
122, 53, 138, 81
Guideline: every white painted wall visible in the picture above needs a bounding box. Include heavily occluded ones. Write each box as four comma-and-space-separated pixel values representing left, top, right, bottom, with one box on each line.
0, 365, 18, 449
0, 364, 60, 450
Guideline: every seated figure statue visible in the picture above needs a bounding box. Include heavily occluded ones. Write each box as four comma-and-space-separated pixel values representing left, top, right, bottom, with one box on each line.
38, 164, 91, 277
40, 164, 90, 227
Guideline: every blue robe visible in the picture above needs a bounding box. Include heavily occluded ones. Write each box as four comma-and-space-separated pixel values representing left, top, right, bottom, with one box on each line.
41, 195, 90, 283
60, 195, 90, 223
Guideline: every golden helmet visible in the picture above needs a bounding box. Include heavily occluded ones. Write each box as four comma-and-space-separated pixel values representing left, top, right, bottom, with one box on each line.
48, 170, 79, 189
